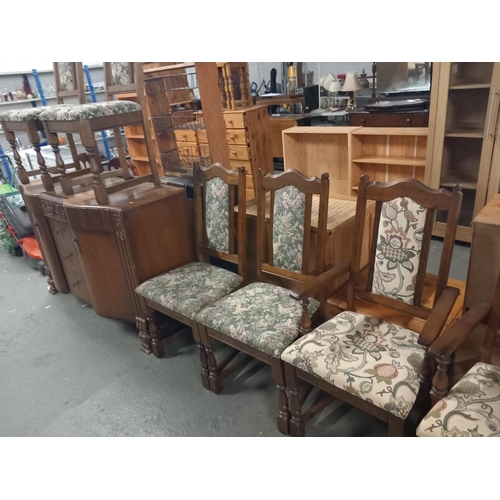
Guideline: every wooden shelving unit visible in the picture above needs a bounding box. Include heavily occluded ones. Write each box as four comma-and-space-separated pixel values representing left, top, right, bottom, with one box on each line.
425, 62, 500, 242
282, 126, 428, 196
350, 127, 428, 193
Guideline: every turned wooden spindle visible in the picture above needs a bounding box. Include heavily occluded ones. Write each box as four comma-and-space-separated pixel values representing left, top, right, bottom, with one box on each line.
32, 142, 54, 191
299, 298, 312, 336
430, 356, 451, 406
85, 144, 108, 205
206, 343, 222, 394
50, 139, 73, 195
418, 346, 435, 389
136, 317, 151, 355
7, 138, 29, 184
277, 381, 290, 434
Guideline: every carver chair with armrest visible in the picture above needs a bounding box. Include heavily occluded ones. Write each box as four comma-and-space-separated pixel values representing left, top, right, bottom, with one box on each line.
416, 267, 500, 437
196, 169, 330, 435
280, 175, 463, 436
135, 163, 247, 373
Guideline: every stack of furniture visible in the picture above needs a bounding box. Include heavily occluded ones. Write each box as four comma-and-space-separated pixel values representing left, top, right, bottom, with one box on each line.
1, 62, 194, 356
217, 62, 253, 110
425, 62, 500, 242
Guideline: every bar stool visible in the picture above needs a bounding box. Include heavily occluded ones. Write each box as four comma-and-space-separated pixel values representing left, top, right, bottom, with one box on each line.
38, 100, 159, 204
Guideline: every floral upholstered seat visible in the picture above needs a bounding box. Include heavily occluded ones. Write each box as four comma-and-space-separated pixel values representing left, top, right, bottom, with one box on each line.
135, 262, 243, 321
39, 101, 141, 121
416, 362, 500, 437
0, 107, 46, 122
281, 311, 425, 419
196, 282, 320, 358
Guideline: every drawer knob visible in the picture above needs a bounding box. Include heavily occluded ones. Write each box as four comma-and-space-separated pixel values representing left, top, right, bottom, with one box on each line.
55, 228, 64, 235
72, 281, 80, 287
407, 119, 411, 123
361, 118, 365, 123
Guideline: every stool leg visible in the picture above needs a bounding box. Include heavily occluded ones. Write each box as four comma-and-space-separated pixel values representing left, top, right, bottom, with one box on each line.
5, 130, 29, 185
33, 142, 54, 192
79, 120, 108, 205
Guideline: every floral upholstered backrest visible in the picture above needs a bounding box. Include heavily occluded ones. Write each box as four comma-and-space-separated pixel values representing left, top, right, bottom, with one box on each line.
372, 197, 427, 305
111, 62, 131, 86
58, 62, 75, 92
272, 185, 306, 273
205, 176, 230, 253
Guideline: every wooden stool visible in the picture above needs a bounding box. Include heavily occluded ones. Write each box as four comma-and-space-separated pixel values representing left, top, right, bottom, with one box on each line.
38, 100, 159, 205
0, 107, 87, 192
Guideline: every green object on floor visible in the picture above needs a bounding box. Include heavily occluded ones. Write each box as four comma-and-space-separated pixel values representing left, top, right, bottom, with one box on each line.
0, 184, 17, 196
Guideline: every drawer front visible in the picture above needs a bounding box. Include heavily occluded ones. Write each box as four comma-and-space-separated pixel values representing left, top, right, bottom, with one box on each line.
197, 129, 208, 144
226, 129, 248, 145
176, 141, 199, 151
65, 268, 92, 305
229, 145, 251, 161
349, 112, 429, 127
175, 129, 198, 143
224, 113, 246, 129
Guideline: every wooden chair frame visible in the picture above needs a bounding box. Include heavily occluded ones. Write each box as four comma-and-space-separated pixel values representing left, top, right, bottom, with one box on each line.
138, 163, 247, 371
104, 62, 136, 100
217, 62, 253, 110
425, 267, 500, 406
283, 175, 464, 436
198, 169, 330, 435
0, 118, 87, 192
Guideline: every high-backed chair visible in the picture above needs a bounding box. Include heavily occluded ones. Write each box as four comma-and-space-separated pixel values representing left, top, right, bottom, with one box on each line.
135, 163, 247, 368
280, 176, 463, 436
196, 169, 330, 435
416, 268, 500, 437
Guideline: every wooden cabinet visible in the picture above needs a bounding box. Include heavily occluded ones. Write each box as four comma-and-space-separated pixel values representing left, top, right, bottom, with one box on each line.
198, 106, 273, 201
268, 115, 311, 159
283, 126, 428, 197
21, 179, 193, 331
425, 62, 500, 242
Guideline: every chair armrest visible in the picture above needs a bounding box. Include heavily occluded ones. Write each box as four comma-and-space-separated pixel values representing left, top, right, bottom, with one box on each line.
290, 260, 350, 302
418, 286, 461, 347
429, 300, 492, 360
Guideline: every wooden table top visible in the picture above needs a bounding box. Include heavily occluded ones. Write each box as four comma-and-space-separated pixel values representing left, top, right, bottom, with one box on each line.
473, 193, 500, 226
236, 194, 372, 235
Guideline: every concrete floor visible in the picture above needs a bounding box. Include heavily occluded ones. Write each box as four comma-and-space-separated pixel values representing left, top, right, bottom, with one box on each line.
0, 238, 471, 437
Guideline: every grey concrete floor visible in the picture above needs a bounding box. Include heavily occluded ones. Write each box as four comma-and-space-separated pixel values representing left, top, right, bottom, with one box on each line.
0, 238, 470, 437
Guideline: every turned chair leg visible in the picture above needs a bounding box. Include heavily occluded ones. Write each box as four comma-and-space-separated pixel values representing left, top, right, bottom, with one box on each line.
148, 316, 164, 358
136, 317, 152, 355
193, 324, 210, 391
200, 325, 223, 394
284, 363, 305, 437
271, 360, 290, 435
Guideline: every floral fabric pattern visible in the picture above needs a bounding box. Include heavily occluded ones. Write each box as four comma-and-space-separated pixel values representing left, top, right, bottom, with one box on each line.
58, 62, 75, 91
135, 262, 242, 321
416, 362, 500, 437
196, 282, 320, 358
272, 185, 306, 273
205, 177, 229, 253
39, 101, 141, 121
111, 62, 131, 86
0, 107, 45, 122
281, 311, 425, 419
372, 197, 426, 304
